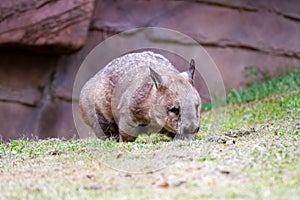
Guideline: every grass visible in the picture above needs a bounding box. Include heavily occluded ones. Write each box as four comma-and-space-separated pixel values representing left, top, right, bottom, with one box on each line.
202, 70, 300, 111
0, 71, 299, 199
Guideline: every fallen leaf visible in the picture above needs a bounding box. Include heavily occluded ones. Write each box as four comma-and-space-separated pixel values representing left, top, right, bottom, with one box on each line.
49, 150, 61, 156
156, 180, 169, 188
116, 152, 123, 159
155, 176, 169, 188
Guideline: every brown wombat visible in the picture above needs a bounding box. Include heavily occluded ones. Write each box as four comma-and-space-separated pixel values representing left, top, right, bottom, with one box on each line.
79, 51, 201, 141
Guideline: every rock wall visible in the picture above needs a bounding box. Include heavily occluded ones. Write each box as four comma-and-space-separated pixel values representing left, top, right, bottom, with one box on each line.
0, 0, 299, 141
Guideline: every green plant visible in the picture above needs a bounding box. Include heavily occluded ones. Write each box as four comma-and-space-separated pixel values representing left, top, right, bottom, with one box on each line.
202, 70, 300, 111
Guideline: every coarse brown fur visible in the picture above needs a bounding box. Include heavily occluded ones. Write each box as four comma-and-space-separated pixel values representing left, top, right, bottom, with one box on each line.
79, 51, 201, 142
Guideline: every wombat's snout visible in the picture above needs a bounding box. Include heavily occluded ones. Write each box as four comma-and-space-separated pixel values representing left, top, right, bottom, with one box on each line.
182, 123, 200, 135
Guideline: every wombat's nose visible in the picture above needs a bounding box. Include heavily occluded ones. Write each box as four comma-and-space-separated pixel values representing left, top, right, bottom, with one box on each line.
182, 125, 200, 134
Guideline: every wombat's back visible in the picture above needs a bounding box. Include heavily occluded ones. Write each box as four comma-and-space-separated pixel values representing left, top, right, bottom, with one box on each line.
99, 51, 178, 85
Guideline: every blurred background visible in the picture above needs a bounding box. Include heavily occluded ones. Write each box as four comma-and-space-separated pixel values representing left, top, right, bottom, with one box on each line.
0, 0, 299, 141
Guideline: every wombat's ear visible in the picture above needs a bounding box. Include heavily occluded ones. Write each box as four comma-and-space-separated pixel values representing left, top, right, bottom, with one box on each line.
188, 59, 195, 81
149, 67, 163, 89
180, 59, 195, 84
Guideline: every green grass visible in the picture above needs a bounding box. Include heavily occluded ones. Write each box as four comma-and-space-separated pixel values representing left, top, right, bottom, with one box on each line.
0, 71, 299, 200
200, 90, 299, 133
202, 70, 300, 111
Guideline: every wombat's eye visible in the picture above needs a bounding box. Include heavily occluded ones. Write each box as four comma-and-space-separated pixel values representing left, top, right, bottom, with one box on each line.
168, 106, 180, 115
195, 103, 199, 111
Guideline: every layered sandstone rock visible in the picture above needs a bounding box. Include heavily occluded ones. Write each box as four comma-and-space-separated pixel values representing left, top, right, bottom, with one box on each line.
0, 0, 96, 54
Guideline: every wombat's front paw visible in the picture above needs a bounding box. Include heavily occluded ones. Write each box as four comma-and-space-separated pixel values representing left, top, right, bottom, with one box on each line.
119, 132, 137, 142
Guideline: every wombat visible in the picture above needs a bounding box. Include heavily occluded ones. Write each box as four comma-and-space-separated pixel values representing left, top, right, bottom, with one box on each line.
79, 51, 201, 141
